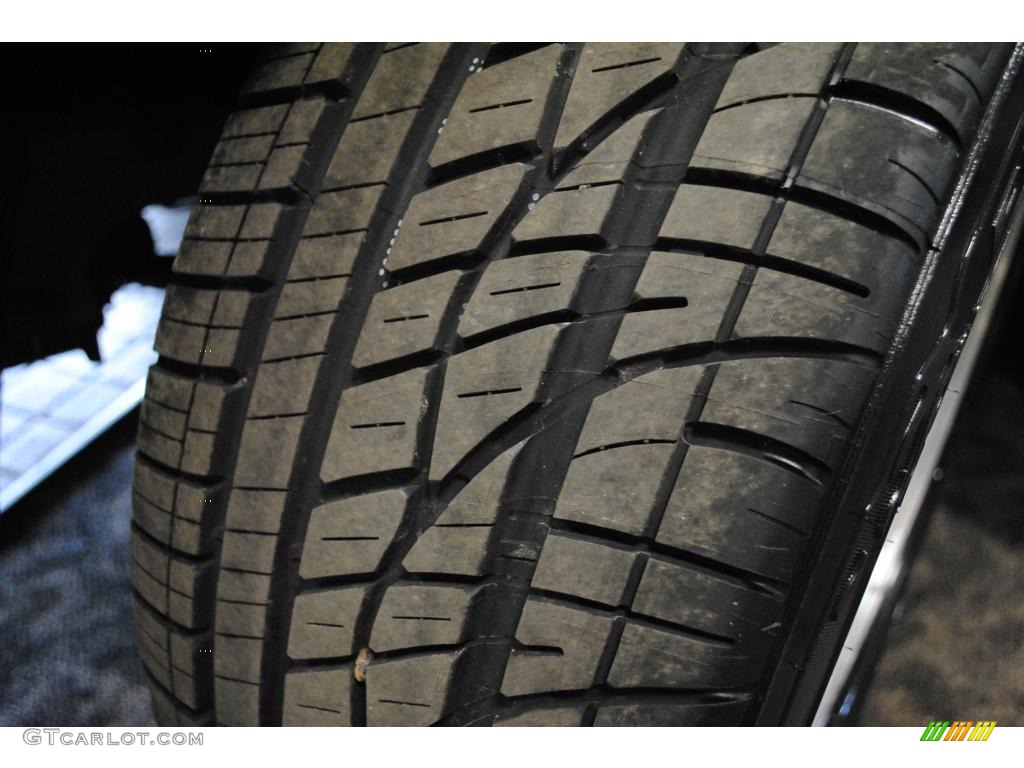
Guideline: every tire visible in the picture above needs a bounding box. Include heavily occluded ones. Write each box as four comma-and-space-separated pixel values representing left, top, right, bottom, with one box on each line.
130, 42, 1024, 726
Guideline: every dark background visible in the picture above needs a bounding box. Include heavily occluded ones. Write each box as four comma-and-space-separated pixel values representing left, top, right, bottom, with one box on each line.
0, 44, 1020, 726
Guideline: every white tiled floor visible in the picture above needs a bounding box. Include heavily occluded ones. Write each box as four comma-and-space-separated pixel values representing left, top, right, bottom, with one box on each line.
0, 283, 165, 511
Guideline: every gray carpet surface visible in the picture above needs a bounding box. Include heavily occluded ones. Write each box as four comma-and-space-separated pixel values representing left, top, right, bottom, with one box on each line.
0, 419, 153, 726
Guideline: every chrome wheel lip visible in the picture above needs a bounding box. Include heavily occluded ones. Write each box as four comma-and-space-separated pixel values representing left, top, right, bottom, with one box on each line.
813, 187, 1024, 726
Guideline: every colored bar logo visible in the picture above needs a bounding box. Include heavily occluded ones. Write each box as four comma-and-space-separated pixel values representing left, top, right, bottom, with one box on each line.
920, 721, 997, 741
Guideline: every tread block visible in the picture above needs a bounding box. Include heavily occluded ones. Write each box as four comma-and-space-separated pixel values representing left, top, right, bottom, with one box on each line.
365, 651, 458, 726
230, 241, 275, 278
352, 271, 461, 367
352, 43, 450, 119
218, 569, 273, 605
736, 269, 892, 352
608, 622, 761, 688
153, 320, 207, 368
556, 367, 703, 536
401, 526, 491, 577
283, 667, 352, 726
430, 325, 560, 480
556, 110, 658, 188
496, 707, 587, 726
843, 43, 1009, 143
220, 530, 278, 576
320, 367, 431, 481
512, 183, 619, 243
133, 456, 178, 507
305, 185, 383, 237
659, 183, 774, 250
224, 489, 287, 534
143, 367, 194, 411
458, 251, 590, 339
167, 287, 257, 329
135, 602, 172, 684
214, 636, 263, 684
137, 420, 182, 468
389, 163, 530, 272
289, 233, 361, 280
767, 200, 917, 306
430, 45, 561, 166
531, 533, 636, 606
185, 204, 247, 240
244, 51, 316, 93
149, 681, 212, 727
210, 135, 275, 166
249, 355, 322, 417
216, 600, 268, 640
403, 442, 523, 575
575, 367, 702, 454
326, 111, 416, 188
141, 399, 187, 441
594, 699, 751, 726
180, 430, 219, 476
189, 379, 246, 432
632, 558, 781, 644
370, 583, 485, 652
278, 97, 328, 145
691, 97, 818, 181
233, 416, 305, 489
613, 252, 740, 362
201, 165, 262, 195
441, 439, 526, 523
262, 314, 334, 361
172, 239, 234, 278
198, 328, 244, 370
240, 203, 286, 240
554, 43, 684, 147
288, 586, 367, 659
555, 444, 674, 537
304, 43, 357, 87
610, 306, 718, 363
222, 104, 289, 138
703, 357, 875, 465
215, 678, 259, 726
656, 445, 823, 580
298, 489, 408, 579
799, 100, 959, 234
502, 598, 613, 696
258, 145, 309, 190
275, 277, 349, 317
133, 492, 173, 547
133, 461, 224, 556
716, 43, 841, 109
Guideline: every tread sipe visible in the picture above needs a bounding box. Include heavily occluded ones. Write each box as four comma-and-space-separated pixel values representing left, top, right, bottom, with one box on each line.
131, 42, 1019, 726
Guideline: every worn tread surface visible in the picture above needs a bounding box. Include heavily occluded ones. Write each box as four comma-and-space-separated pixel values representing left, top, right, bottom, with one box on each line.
132, 42, 1014, 726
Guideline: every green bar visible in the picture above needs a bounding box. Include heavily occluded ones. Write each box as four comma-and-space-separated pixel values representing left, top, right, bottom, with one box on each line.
921, 721, 950, 741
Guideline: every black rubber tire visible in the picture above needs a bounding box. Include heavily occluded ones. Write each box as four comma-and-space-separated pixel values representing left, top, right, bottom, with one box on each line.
130, 42, 1023, 726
